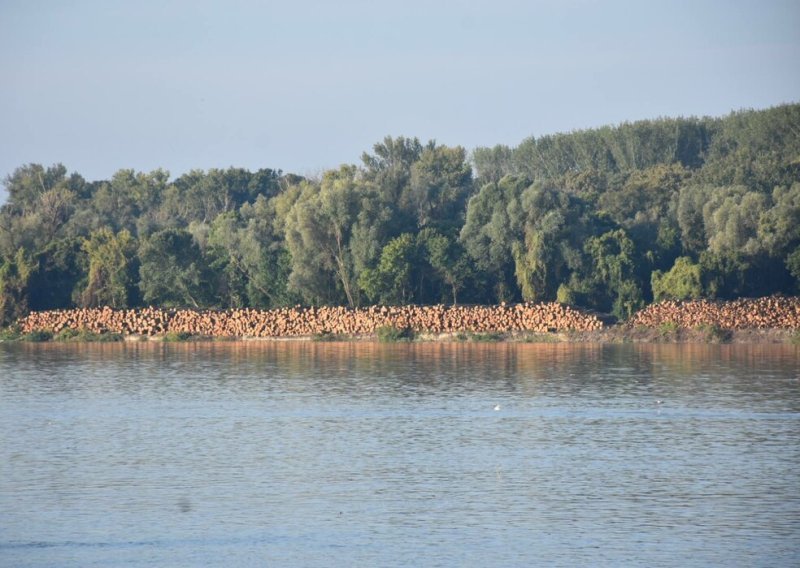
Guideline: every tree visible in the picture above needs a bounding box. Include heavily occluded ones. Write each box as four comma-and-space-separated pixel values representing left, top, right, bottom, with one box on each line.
651, 257, 703, 301
359, 233, 418, 305
598, 164, 688, 274
703, 186, 768, 257
584, 229, 644, 319
471, 145, 515, 185
460, 175, 529, 302
677, 185, 713, 255
419, 229, 472, 304
3, 163, 85, 214
0, 249, 36, 326
91, 170, 151, 234
284, 167, 363, 306
361, 136, 423, 206
28, 237, 86, 311
138, 229, 208, 307
758, 183, 800, 259
406, 143, 473, 231
698, 250, 748, 299
207, 199, 297, 308
514, 186, 569, 302
80, 228, 137, 308
786, 246, 800, 291
513, 184, 598, 303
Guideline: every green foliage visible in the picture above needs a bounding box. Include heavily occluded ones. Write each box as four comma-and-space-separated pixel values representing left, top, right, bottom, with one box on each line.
472, 144, 515, 185
406, 143, 473, 231
514, 184, 592, 302
359, 233, 418, 305
787, 246, 800, 290
657, 321, 679, 339
0, 104, 798, 319
0, 249, 37, 326
651, 257, 703, 301
698, 250, 748, 299
81, 228, 137, 308
695, 323, 732, 344
207, 197, 298, 309
375, 325, 415, 342
460, 175, 529, 301
0, 325, 22, 340
697, 105, 800, 191
418, 229, 472, 304
138, 229, 209, 307
464, 331, 505, 342
284, 167, 363, 306
703, 185, 768, 257
556, 283, 576, 305
583, 229, 644, 319
27, 237, 86, 310
509, 116, 712, 182
164, 167, 281, 227
361, 136, 424, 213
21, 330, 53, 342
53, 328, 124, 342
54, 327, 79, 341
757, 183, 800, 256
515, 331, 561, 343
162, 331, 194, 342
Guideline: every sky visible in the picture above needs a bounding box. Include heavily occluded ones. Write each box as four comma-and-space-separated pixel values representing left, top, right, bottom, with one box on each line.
1, 0, 798, 200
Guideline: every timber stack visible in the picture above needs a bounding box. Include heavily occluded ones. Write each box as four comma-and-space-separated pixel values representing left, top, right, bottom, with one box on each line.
16, 303, 603, 337
628, 296, 800, 330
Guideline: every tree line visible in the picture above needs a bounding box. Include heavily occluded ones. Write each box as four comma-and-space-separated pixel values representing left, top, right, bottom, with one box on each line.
1, 104, 798, 326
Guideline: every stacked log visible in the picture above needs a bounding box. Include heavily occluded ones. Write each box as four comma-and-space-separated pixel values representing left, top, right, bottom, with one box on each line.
16, 302, 603, 337
628, 296, 800, 330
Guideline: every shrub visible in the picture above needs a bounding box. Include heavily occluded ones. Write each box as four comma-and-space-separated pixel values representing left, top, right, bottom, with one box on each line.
162, 331, 193, 342
696, 323, 732, 343
657, 321, 679, 339
54, 328, 124, 342
0, 325, 22, 341
54, 328, 80, 341
556, 283, 576, 305
467, 332, 505, 342
22, 330, 53, 342
376, 325, 415, 342
652, 257, 703, 301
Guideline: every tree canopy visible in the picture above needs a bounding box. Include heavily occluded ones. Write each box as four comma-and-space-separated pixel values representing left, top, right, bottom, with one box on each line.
1, 104, 798, 325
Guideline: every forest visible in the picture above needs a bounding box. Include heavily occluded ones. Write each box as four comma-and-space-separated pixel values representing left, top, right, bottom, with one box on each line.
0, 104, 798, 326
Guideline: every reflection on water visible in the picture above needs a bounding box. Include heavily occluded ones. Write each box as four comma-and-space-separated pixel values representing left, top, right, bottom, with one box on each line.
1, 342, 798, 567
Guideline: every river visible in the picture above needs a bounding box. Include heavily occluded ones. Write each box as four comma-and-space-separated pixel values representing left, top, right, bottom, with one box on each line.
1, 342, 798, 566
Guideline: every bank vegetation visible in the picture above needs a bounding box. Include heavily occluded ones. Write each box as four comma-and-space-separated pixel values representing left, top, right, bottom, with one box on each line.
1, 104, 798, 330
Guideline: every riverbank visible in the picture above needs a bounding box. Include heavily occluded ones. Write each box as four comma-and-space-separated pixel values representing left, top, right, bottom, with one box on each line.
4, 297, 799, 344
2, 327, 798, 344
13, 303, 605, 338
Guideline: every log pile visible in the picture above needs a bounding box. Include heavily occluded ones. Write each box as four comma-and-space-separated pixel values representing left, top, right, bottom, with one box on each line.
16, 302, 603, 337
628, 296, 800, 330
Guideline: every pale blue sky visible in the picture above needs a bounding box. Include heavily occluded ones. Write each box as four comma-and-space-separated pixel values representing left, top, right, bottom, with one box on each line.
1, 0, 798, 198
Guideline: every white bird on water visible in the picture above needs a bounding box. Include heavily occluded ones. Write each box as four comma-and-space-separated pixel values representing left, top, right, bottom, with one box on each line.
494, 404, 501, 411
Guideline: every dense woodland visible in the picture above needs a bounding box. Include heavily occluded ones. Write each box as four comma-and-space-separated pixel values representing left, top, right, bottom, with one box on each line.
1, 104, 799, 326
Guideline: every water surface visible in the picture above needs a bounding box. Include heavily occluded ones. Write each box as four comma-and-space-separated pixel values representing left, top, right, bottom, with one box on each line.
1, 342, 798, 566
